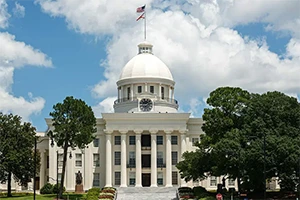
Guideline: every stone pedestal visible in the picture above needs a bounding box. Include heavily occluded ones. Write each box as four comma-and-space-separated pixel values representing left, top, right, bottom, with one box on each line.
75, 184, 84, 193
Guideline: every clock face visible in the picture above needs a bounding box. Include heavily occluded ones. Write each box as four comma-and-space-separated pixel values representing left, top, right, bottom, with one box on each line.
139, 98, 153, 112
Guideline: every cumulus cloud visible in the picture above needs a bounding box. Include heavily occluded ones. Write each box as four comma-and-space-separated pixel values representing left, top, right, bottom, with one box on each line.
37, 0, 300, 115
0, 32, 52, 121
92, 97, 116, 117
0, 0, 10, 29
13, 2, 25, 18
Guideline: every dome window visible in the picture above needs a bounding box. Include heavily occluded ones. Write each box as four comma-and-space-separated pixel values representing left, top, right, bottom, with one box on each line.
150, 86, 154, 93
138, 86, 142, 93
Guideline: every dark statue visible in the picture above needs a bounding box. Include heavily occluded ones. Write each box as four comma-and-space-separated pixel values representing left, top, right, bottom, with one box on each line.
76, 171, 83, 185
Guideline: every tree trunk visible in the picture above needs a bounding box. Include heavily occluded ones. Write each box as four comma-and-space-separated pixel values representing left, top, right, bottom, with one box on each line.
237, 175, 241, 193
59, 143, 69, 199
7, 171, 12, 197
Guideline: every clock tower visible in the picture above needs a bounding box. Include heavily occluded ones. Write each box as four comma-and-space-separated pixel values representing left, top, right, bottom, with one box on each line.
114, 41, 179, 113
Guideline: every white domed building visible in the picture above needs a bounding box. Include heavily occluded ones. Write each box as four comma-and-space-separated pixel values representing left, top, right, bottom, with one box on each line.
1, 42, 242, 193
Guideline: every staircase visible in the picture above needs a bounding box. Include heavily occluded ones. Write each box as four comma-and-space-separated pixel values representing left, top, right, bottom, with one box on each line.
116, 187, 178, 200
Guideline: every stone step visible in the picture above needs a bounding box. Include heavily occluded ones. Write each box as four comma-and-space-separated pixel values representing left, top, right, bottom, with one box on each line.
116, 187, 178, 200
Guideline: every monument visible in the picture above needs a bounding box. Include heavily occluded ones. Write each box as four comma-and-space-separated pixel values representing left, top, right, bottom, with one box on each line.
75, 171, 84, 193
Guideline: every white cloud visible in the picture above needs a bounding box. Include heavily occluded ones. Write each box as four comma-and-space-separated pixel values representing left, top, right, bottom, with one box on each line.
0, 0, 10, 29
0, 32, 52, 121
92, 97, 116, 117
37, 0, 300, 115
13, 2, 25, 18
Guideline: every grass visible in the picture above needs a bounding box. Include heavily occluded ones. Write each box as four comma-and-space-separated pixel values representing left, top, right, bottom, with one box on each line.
0, 193, 86, 200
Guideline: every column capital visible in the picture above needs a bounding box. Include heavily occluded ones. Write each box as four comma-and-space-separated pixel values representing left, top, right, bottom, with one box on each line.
150, 129, 158, 134
104, 129, 113, 134
120, 130, 128, 135
165, 129, 173, 134
179, 129, 188, 134
134, 129, 143, 134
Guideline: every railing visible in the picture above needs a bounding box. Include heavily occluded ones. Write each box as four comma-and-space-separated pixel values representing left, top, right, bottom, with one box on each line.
114, 96, 178, 105
127, 163, 136, 168
157, 163, 166, 168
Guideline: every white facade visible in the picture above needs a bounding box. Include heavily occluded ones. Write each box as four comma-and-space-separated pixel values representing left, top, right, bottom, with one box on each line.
1, 41, 241, 192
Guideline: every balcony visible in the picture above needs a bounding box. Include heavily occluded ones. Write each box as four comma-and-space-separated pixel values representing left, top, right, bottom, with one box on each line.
114, 96, 178, 105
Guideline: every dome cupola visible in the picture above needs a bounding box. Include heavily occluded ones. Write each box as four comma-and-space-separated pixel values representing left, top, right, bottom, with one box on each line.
114, 41, 178, 113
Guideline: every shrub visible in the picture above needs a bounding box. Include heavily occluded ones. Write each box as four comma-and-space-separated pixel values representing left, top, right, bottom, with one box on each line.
199, 196, 216, 200
40, 183, 53, 194
52, 183, 66, 194
193, 186, 207, 195
86, 187, 101, 200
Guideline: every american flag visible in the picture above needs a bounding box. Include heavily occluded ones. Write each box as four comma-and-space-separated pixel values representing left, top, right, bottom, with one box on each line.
136, 5, 146, 13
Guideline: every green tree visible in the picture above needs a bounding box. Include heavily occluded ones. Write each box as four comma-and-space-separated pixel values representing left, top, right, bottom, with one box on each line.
177, 87, 300, 193
48, 96, 97, 198
0, 113, 38, 197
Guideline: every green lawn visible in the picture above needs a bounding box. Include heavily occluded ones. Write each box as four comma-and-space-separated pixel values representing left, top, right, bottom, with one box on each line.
0, 193, 86, 200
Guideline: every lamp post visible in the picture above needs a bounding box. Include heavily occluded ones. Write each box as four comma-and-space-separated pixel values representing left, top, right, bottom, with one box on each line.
50, 139, 72, 200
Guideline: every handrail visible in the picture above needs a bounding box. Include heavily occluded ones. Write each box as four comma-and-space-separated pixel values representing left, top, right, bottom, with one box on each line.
114, 96, 178, 105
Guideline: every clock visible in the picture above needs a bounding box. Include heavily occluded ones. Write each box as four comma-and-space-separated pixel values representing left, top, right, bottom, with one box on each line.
139, 98, 153, 112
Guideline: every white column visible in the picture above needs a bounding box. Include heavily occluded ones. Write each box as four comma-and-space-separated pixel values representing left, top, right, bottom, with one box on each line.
159, 84, 162, 99
150, 130, 158, 187
120, 131, 127, 187
120, 86, 123, 102
145, 83, 148, 92
172, 87, 175, 99
39, 150, 46, 189
131, 84, 134, 100
180, 130, 187, 186
105, 130, 113, 187
165, 131, 172, 187
135, 130, 142, 187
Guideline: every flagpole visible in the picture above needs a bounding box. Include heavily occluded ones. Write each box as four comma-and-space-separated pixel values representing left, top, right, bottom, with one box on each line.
144, 10, 146, 41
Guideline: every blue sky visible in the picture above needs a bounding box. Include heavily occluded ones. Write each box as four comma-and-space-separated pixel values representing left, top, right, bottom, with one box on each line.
0, 0, 300, 131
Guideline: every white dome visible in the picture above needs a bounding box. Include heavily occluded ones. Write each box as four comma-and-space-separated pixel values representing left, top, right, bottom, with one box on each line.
119, 53, 174, 81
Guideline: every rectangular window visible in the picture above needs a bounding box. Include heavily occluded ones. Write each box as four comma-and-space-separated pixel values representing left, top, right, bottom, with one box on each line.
115, 172, 121, 185
157, 136, 163, 145
172, 151, 178, 165
161, 87, 165, 99
115, 151, 121, 165
210, 176, 217, 186
93, 173, 100, 187
172, 171, 178, 185
129, 136, 136, 145
129, 172, 135, 186
129, 152, 135, 167
138, 86, 142, 93
58, 153, 63, 167
157, 172, 163, 185
127, 87, 130, 100
75, 153, 82, 167
171, 136, 178, 145
150, 86, 154, 93
93, 154, 100, 167
192, 137, 199, 146
228, 178, 235, 186
47, 156, 49, 169
157, 152, 163, 167
115, 136, 121, 145
93, 138, 99, 147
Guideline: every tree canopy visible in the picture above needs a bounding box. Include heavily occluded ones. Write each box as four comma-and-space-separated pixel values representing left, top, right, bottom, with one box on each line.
177, 87, 300, 192
48, 96, 97, 198
0, 113, 38, 197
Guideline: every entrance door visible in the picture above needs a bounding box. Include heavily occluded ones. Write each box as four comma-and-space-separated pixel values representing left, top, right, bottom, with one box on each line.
142, 155, 151, 168
142, 173, 151, 187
